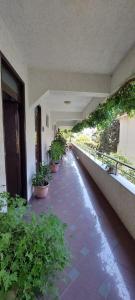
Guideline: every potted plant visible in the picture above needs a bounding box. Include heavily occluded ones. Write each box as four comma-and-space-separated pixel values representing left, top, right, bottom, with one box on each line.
39, 161, 52, 181
32, 162, 51, 198
0, 192, 70, 300
54, 129, 67, 155
50, 141, 63, 173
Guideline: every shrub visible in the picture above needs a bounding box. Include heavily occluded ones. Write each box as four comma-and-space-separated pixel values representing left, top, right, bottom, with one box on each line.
0, 193, 70, 300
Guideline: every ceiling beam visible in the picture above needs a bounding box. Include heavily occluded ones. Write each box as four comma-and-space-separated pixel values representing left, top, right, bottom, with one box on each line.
28, 68, 111, 105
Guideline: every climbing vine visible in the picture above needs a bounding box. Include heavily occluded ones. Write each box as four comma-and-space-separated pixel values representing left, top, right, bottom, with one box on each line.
72, 79, 135, 132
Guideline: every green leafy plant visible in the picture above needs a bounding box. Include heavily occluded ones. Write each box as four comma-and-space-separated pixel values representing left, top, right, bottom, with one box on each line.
0, 193, 70, 300
39, 162, 52, 182
50, 141, 63, 163
75, 134, 98, 149
32, 172, 48, 186
60, 129, 73, 143
32, 162, 52, 187
72, 79, 135, 133
54, 129, 67, 153
97, 120, 120, 153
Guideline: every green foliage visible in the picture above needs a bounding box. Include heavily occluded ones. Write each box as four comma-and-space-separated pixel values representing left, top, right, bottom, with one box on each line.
54, 129, 67, 153
98, 120, 120, 154
75, 134, 90, 144
0, 193, 70, 300
75, 134, 98, 149
32, 162, 51, 186
60, 129, 73, 143
50, 141, 64, 162
0, 192, 26, 210
49, 129, 67, 162
72, 80, 135, 133
101, 152, 135, 184
39, 162, 52, 182
110, 152, 132, 164
32, 172, 48, 186
78, 144, 135, 185
72, 120, 89, 133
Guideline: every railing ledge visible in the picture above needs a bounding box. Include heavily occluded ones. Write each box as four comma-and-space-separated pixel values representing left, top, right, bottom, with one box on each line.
72, 143, 135, 196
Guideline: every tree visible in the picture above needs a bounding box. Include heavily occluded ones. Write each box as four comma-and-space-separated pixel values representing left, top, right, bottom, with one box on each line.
98, 120, 120, 153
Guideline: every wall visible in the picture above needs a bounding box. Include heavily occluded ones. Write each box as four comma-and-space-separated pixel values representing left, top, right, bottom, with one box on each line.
73, 144, 135, 240
56, 121, 76, 128
111, 45, 135, 93
51, 111, 82, 122
0, 16, 35, 199
34, 94, 55, 162
118, 115, 135, 164
82, 97, 105, 119
41, 105, 54, 162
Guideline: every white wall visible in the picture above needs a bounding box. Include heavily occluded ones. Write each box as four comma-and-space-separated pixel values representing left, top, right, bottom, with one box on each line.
73, 144, 135, 240
56, 121, 76, 128
118, 115, 135, 164
51, 111, 82, 122
82, 97, 105, 119
34, 94, 55, 162
0, 16, 35, 199
41, 105, 54, 162
111, 45, 135, 93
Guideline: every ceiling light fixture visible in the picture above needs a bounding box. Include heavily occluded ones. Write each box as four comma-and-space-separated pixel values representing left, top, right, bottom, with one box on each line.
64, 101, 71, 104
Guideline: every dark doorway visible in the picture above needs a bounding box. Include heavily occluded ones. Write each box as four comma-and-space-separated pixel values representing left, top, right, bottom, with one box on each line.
1, 56, 27, 198
3, 93, 22, 195
35, 106, 42, 171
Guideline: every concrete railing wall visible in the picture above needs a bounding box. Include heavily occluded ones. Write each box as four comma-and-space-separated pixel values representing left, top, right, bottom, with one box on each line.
72, 144, 135, 240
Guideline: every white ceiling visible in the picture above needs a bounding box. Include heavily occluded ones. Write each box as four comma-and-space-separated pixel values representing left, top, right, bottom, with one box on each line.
44, 91, 94, 112
57, 121, 77, 127
0, 0, 135, 74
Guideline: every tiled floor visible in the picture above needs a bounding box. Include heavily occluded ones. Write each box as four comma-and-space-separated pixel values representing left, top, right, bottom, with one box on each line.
31, 151, 135, 300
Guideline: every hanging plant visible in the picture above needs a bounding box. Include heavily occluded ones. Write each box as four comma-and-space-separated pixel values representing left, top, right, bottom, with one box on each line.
72, 79, 135, 133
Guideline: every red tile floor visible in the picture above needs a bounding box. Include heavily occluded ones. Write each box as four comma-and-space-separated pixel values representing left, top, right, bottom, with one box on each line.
31, 151, 135, 300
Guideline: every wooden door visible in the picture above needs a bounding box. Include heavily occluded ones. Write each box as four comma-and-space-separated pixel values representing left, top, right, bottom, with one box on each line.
35, 106, 42, 171
3, 93, 22, 196
1, 55, 27, 198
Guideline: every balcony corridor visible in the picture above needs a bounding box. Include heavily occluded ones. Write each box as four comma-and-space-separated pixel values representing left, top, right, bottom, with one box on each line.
31, 151, 135, 300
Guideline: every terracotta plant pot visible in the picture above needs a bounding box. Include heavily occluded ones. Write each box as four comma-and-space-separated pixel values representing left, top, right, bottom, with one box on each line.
0, 290, 17, 300
34, 184, 49, 198
51, 163, 59, 173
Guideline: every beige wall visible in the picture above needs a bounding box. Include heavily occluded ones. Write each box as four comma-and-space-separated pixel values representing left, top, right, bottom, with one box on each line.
0, 16, 56, 199
73, 144, 135, 240
41, 105, 54, 162
0, 16, 35, 199
118, 115, 135, 164
82, 97, 105, 119
111, 45, 135, 93
34, 94, 55, 162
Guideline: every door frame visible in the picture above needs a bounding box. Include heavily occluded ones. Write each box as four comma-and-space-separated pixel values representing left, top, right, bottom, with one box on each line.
0, 52, 27, 199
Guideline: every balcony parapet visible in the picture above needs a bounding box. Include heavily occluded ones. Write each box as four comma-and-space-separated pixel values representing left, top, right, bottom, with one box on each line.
72, 143, 135, 240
